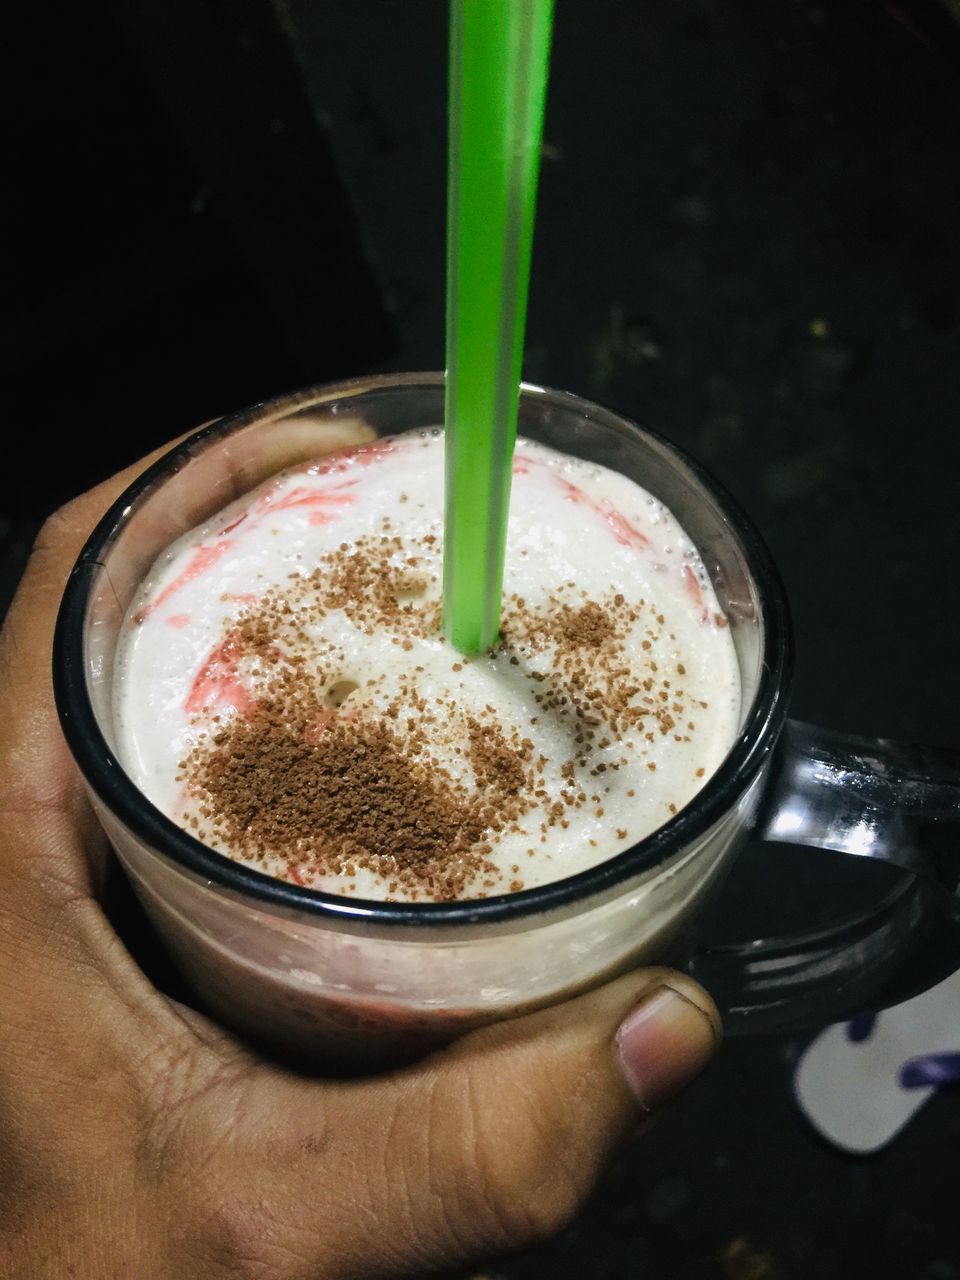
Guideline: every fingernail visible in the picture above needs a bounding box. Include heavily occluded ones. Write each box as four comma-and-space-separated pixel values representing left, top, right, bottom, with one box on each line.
616, 982, 721, 1111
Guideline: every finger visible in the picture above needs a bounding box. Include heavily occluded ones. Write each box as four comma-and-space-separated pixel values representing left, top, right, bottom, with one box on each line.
390, 968, 720, 1263
0, 411, 383, 1055
236, 968, 720, 1278
1, 412, 377, 818
0, 413, 380, 1031
0, 429, 201, 818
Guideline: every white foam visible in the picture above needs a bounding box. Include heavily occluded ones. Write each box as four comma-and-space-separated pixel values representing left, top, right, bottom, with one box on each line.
113, 432, 740, 900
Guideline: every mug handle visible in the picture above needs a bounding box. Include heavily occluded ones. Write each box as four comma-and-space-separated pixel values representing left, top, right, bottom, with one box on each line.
686, 719, 960, 1033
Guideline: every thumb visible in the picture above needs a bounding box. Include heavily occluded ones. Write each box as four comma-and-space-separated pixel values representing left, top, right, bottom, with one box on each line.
313, 966, 720, 1275
420, 967, 719, 1252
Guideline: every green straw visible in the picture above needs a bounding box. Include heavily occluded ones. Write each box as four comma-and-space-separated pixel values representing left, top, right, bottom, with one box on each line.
443, 0, 554, 655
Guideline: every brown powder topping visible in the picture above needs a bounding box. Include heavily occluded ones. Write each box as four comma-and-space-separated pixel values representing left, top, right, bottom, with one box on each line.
174, 513, 718, 901
499, 586, 682, 739
467, 718, 531, 797
554, 600, 615, 648
185, 703, 497, 901
292, 535, 440, 637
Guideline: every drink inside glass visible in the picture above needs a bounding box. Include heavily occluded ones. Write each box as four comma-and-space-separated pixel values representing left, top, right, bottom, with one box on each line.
115, 414, 740, 905
55, 375, 959, 1070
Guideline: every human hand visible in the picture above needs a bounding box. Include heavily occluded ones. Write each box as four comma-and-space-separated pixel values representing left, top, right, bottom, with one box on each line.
0, 439, 721, 1279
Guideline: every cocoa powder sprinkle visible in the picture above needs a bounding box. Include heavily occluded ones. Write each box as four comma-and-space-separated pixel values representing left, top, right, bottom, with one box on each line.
186, 706, 495, 901
172, 524, 717, 900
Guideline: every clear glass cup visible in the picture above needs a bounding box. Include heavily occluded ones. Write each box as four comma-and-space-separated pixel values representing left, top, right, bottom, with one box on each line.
54, 374, 960, 1070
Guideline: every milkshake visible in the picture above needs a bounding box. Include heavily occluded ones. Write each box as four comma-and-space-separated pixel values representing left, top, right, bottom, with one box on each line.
114, 430, 740, 903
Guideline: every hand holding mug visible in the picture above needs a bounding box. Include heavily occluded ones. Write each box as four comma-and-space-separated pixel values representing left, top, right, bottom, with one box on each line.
0, 442, 719, 1279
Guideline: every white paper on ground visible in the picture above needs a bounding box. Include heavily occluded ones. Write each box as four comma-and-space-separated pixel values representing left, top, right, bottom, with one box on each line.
794, 968, 960, 1154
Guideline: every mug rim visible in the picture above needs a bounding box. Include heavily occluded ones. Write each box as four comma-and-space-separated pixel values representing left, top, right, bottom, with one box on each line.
53, 373, 793, 927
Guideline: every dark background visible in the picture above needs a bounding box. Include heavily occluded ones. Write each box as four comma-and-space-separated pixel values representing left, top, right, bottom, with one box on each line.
4, 0, 960, 1275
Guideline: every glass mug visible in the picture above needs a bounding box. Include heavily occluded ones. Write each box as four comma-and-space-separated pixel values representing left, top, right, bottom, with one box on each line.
53, 375, 960, 1070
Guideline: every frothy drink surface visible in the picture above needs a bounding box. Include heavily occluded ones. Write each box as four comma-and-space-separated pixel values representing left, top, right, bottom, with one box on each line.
114, 432, 740, 901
